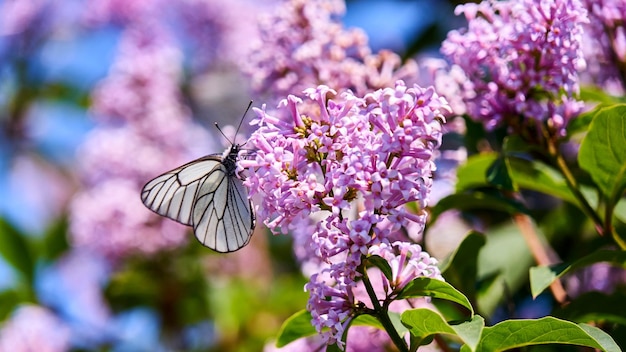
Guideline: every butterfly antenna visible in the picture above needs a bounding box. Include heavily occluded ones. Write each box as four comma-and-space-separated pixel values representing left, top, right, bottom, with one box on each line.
214, 100, 253, 146
236, 100, 253, 136
214, 122, 233, 145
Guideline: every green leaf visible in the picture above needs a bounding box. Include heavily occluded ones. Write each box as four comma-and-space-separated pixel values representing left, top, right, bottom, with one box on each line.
352, 314, 384, 330
579, 86, 625, 106
579, 104, 626, 206
388, 311, 409, 338
456, 153, 498, 191
401, 308, 484, 350
529, 249, 626, 298
326, 343, 342, 352
38, 217, 70, 261
429, 192, 528, 223
456, 150, 609, 219
502, 135, 542, 155
615, 198, 626, 224
507, 157, 577, 204
507, 157, 626, 224
474, 273, 506, 320
0, 219, 34, 284
566, 105, 597, 136
486, 156, 515, 191
352, 312, 408, 337
397, 278, 473, 315
0, 289, 25, 321
556, 291, 626, 325
439, 231, 486, 301
475, 222, 534, 316
454, 152, 589, 210
476, 316, 621, 352
366, 255, 393, 282
275, 310, 317, 347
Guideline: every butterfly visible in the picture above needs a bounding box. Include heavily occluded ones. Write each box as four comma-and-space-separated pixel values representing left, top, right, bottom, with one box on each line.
141, 102, 255, 252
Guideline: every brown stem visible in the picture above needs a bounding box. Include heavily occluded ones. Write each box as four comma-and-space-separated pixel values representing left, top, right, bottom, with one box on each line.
433, 334, 453, 352
512, 213, 567, 304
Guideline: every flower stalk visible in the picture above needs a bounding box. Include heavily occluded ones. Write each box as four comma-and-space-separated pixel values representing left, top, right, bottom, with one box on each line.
360, 266, 409, 352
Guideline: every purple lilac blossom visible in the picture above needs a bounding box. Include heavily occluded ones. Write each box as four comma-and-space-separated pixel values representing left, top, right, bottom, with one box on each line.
82, 0, 162, 25
82, 0, 260, 70
69, 23, 198, 259
417, 57, 469, 117
266, 268, 442, 351
441, 0, 588, 137
580, 0, 626, 95
242, 81, 448, 346
0, 305, 71, 352
347, 267, 440, 352
173, 0, 264, 69
565, 262, 626, 298
243, 0, 417, 103
0, 0, 80, 38
368, 242, 443, 295
0, 0, 51, 36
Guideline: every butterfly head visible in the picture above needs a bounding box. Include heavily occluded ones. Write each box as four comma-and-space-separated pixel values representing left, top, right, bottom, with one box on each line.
223, 143, 241, 160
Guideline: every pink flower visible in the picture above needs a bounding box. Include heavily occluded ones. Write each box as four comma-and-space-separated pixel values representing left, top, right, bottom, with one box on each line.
442, 0, 588, 136
580, 0, 626, 95
0, 305, 70, 352
305, 265, 357, 348
244, 81, 450, 347
243, 0, 417, 103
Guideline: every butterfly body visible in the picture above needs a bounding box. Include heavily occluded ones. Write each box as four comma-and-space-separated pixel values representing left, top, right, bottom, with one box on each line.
141, 144, 255, 252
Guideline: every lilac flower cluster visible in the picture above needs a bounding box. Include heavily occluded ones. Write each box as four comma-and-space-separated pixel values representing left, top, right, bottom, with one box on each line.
243, 0, 417, 103
69, 24, 196, 259
266, 268, 440, 351
441, 0, 588, 137
580, 0, 626, 95
242, 81, 448, 346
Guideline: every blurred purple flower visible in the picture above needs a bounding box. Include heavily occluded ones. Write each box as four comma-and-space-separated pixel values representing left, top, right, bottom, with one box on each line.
580, 0, 626, 95
417, 57, 469, 117
411, 58, 469, 209
173, 0, 263, 69
69, 23, 199, 259
83, 0, 263, 71
0, 305, 71, 352
0, 0, 51, 36
82, 0, 162, 26
263, 335, 325, 352
0, 0, 81, 39
243, 0, 417, 103
565, 262, 626, 298
441, 0, 588, 137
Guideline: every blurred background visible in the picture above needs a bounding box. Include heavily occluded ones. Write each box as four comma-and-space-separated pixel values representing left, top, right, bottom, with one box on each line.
0, 0, 466, 351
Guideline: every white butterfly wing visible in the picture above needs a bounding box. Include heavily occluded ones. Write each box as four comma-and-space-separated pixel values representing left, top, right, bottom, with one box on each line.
141, 156, 255, 252
193, 163, 255, 252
